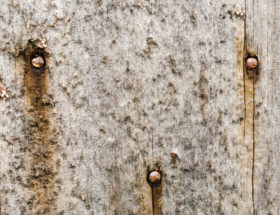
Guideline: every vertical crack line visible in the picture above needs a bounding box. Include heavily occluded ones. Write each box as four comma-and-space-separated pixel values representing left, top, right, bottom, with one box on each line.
252, 75, 256, 214
150, 185, 162, 215
152, 128, 154, 166
151, 128, 155, 215
243, 57, 246, 142
243, 0, 247, 141
152, 188, 155, 215
244, 1, 256, 213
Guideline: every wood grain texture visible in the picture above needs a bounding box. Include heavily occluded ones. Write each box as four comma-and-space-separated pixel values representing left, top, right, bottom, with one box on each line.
0, 0, 277, 214
246, 1, 280, 214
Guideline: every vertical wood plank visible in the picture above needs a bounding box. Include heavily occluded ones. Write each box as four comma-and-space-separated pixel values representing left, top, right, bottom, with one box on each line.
1, 0, 274, 214
148, 1, 253, 214
246, 0, 280, 214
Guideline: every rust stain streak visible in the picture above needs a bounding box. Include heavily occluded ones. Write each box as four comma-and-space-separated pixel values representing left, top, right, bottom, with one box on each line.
234, 26, 246, 148
243, 55, 256, 214
147, 168, 163, 215
23, 41, 57, 215
244, 1, 258, 212
234, 22, 256, 214
244, 55, 259, 215
151, 184, 163, 215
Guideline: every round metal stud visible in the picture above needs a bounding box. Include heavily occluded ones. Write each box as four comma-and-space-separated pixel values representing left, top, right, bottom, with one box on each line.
31, 56, 45, 69
148, 171, 161, 184
246, 57, 258, 69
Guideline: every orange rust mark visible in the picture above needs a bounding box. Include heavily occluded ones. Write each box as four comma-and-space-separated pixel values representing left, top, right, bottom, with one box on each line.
170, 152, 179, 164
234, 31, 245, 102
135, 174, 153, 215
234, 26, 255, 214
243, 59, 254, 149
23, 41, 57, 214
146, 37, 157, 54
151, 184, 163, 215
243, 50, 258, 212
147, 37, 153, 53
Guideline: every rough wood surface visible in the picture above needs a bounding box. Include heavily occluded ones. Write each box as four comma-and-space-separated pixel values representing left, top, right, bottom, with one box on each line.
246, 1, 280, 214
0, 0, 278, 214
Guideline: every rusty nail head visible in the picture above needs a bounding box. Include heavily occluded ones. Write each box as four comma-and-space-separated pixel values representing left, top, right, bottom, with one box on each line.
31, 55, 45, 69
149, 170, 161, 184
246, 57, 258, 70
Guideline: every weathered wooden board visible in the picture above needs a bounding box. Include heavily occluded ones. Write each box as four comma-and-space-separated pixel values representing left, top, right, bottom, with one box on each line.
246, 1, 280, 214
0, 0, 278, 214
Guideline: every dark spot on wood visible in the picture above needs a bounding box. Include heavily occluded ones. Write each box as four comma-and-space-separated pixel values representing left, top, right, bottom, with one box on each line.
123, 115, 131, 123
84, 14, 92, 22
147, 37, 153, 53
102, 56, 107, 64
217, 111, 222, 125
170, 152, 179, 164
207, 161, 212, 171
99, 126, 106, 133
198, 67, 208, 125
146, 37, 158, 54
125, 61, 130, 74
169, 56, 182, 76
190, 12, 196, 26
199, 41, 206, 46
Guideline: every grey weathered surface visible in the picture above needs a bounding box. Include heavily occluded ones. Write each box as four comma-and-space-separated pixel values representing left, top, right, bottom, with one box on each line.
0, 0, 278, 214
246, 1, 280, 214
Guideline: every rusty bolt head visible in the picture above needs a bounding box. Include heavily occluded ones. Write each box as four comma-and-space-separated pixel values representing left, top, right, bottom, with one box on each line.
246, 57, 258, 69
148, 171, 161, 184
31, 56, 45, 69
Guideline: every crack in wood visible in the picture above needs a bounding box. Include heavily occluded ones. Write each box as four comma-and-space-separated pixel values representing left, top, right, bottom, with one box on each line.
244, 53, 257, 214
244, 2, 257, 212
151, 185, 162, 215
252, 75, 256, 215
